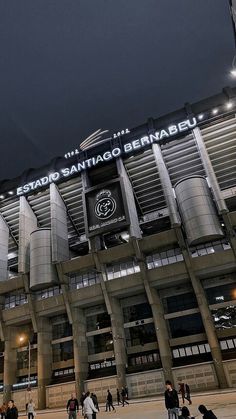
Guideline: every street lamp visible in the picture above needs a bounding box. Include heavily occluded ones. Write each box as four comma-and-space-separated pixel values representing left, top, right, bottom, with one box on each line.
19, 335, 31, 394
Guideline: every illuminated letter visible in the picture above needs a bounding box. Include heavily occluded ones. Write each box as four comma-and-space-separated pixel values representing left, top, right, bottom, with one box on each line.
61, 168, 70, 177
95, 155, 104, 164
70, 165, 78, 175
41, 176, 49, 185
160, 130, 169, 139
187, 117, 197, 128
17, 187, 23, 196
112, 148, 121, 157
51, 172, 60, 181
149, 132, 160, 142
103, 151, 112, 161
140, 136, 150, 146
168, 125, 178, 136
124, 143, 133, 153
77, 161, 86, 171
132, 140, 141, 150
178, 121, 188, 131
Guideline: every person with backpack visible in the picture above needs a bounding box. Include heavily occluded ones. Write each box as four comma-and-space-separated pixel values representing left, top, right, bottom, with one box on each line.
164, 380, 180, 419
198, 405, 217, 419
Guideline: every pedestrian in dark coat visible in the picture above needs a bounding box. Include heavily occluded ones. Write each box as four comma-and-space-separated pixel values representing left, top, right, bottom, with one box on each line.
116, 388, 121, 405
106, 390, 115, 412
198, 405, 217, 419
5, 401, 18, 419
121, 387, 129, 406
164, 380, 179, 419
125, 385, 129, 400
178, 382, 192, 405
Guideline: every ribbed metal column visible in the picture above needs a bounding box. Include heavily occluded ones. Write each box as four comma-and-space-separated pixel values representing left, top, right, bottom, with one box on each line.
152, 143, 181, 227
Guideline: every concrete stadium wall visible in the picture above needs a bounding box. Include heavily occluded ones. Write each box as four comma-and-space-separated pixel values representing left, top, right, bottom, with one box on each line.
11, 388, 38, 411
223, 359, 236, 387
46, 381, 76, 409
172, 362, 218, 390
126, 369, 164, 398
84, 375, 118, 402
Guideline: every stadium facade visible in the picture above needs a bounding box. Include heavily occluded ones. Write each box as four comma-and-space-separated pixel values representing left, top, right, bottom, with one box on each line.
0, 87, 236, 410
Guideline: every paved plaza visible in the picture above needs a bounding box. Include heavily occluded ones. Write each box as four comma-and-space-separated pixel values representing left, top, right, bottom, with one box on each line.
27, 390, 236, 419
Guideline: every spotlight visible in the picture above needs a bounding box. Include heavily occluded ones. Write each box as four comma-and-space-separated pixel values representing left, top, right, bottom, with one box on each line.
212, 108, 218, 115
198, 114, 204, 120
8, 191, 14, 195
0, 195, 4, 199
226, 102, 233, 109
230, 69, 236, 77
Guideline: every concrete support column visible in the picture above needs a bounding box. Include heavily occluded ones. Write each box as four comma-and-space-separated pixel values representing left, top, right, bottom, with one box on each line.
152, 143, 181, 227
116, 158, 142, 238
71, 308, 88, 397
37, 319, 52, 409
3, 338, 17, 403
131, 238, 173, 383
145, 284, 174, 383
175, 228, 229, 388
193, 127, 228, 214
109, 298, 127, 389
0, 215, 9, 281
50, 183, 69, 263
18, 196, 37, 273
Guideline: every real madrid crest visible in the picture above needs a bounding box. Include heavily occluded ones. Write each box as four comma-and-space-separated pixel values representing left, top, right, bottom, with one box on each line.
94, 189, 116, 220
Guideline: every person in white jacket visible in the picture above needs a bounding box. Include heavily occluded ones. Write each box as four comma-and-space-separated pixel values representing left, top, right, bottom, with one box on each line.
83, 392, 98, 419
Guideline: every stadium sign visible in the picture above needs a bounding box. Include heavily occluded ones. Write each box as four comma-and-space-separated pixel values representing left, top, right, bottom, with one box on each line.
16, 117, 197, 196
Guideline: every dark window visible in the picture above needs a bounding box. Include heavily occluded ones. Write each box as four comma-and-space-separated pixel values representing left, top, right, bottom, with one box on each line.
205, 283, 236, 305
87, 332, 114, 355
123, 303, 152, 323
17, 349, 37, 369
52, 340, 73, 362
52, 322, 72, 340
86, 312, 111, 332
169, 313, 204, 338
125, 323, 156, 347
165, 293, 198, 314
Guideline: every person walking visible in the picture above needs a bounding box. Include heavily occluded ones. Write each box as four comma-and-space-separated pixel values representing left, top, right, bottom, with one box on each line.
178, 382, 192, 405
198, 405, 217, 419
91, 393, 99, 419
105, 390, 115, 412
66, 393, 79, 419
5, 401, 18, 419
125, 385, 129, 400
26, 399, 35, 419
83, 392, 98, 419
179, 406, 195, 419
80, 392, 86, 415
116, 388, 121, 406
164, 380, 180, 419
0, 403, 7, 419
121, 387, 129, 407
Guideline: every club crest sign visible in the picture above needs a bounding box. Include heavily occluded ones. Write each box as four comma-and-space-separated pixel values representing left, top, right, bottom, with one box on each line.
94, 190, 117, 220
84, 179, 129, 237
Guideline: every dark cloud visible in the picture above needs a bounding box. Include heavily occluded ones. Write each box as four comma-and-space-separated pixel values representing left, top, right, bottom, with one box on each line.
0, 0, 235, 179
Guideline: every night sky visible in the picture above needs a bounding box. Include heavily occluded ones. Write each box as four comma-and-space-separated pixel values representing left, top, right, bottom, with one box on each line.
0, 0, 235, 180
